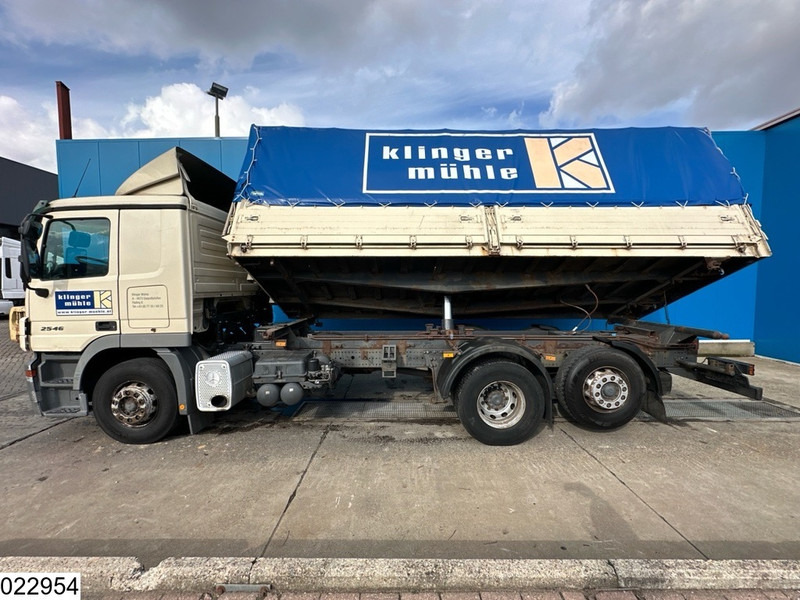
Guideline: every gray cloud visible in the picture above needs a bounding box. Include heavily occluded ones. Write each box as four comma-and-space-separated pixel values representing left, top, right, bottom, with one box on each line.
0, 0, 592, 128
1, 1, 581, 68
541, 0, 800, 129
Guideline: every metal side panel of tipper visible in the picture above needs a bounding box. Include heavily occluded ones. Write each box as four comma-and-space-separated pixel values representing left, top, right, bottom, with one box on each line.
224, 202, 771, 319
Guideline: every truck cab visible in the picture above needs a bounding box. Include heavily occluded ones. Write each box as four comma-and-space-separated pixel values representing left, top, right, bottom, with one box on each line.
0, 237, 24, 308
14, 148, 262, 443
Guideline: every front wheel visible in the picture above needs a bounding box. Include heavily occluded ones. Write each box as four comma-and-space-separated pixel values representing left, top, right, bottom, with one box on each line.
92, 358, 179, 444
454, 359, 545, 446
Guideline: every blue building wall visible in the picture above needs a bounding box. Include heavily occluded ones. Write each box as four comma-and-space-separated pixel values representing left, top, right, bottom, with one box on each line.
56, 137, 248, 197
753, 121, 800, 361
54, 125, 797, 361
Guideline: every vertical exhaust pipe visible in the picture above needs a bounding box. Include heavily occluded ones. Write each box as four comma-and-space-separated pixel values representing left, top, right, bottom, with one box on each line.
56, 81, 73, 140
443, 295, 454, 331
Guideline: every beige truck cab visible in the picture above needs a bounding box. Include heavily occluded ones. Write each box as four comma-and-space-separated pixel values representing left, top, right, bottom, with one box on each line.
15, 148, 261, 443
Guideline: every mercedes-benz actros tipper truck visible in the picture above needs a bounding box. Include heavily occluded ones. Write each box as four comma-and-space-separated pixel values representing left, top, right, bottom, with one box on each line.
11, 126, 771, 445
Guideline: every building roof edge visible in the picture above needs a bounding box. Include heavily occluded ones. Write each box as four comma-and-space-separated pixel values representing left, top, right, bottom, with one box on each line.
752, 106, 800, 131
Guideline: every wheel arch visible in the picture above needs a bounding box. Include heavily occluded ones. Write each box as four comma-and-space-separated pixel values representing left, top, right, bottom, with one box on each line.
605, 339, 663, 397
74, 340, 161, 408
436, 338, 554, 420
74, 340, 206, 417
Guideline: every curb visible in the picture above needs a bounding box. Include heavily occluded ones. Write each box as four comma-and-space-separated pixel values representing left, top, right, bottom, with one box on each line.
250, 558, 617, 592
1, 557, 799, 595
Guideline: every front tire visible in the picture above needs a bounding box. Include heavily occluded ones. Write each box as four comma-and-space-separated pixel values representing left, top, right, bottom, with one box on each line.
92, 358, 178, 444
454, 359, 545, 446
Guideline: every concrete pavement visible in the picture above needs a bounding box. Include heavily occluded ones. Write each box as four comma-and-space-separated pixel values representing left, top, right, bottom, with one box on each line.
1, 400, 798, 565
0, 321, 799, 597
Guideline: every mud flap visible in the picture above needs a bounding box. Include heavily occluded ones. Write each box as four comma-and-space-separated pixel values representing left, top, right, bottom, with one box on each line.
641, 389, 668, 422
187, 411, 215, 435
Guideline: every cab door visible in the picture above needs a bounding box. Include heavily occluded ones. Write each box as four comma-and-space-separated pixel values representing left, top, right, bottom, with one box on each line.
27, 211, 120, 352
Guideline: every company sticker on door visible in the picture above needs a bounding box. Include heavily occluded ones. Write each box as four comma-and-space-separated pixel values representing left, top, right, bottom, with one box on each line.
55, 290, 113, 315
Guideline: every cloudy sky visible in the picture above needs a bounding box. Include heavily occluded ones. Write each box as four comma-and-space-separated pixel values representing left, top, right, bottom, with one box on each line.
1, 0, 798, 172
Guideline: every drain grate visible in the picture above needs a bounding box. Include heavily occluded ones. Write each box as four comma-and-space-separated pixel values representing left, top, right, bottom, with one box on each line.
294, 401, 457, 421
660, 399, 800, 421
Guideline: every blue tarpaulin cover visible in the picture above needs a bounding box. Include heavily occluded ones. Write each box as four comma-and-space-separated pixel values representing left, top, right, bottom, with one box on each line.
233, 125, 745, 207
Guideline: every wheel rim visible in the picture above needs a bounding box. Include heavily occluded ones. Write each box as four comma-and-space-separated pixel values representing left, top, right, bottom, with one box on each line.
476, 380, 526, 429
582, 367, 629, 411
110, 381, 159, 428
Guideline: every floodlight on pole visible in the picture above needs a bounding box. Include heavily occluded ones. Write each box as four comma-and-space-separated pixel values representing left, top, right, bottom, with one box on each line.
206, 82, 228, 137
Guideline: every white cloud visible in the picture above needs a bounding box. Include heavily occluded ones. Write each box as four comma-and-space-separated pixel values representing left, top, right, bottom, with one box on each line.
73, 115, 112, 140
0, 96, 58, 172
119, 83, 304, 138
119, 83, 211, 137
248, 102, 305, 130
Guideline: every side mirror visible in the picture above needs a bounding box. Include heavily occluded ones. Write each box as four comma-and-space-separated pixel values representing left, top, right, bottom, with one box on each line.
18, 213, 49, 297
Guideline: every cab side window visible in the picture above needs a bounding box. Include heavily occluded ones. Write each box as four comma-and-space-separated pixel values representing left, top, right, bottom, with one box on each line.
41, 218, 111, 280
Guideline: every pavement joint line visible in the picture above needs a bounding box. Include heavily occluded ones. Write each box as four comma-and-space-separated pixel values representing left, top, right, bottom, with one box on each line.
259, 425, 331, 558
0, 558, 799, 594
559, 427, 709, 560
341, 374, 355, 400
0, 416, 76, 450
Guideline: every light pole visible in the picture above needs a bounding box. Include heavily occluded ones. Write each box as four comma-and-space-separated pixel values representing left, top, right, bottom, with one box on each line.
206, 82, 228, 137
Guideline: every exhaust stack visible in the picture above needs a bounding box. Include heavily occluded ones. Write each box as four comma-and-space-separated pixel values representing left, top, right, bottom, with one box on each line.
55, 81, 72, 140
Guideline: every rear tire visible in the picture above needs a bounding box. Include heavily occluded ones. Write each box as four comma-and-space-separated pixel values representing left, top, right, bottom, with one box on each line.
93, 358, 178, 444
555, 346, 645, 429
454, 359, 545, 446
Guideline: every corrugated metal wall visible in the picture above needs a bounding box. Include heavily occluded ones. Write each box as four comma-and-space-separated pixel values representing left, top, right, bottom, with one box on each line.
56, 137, 248, 197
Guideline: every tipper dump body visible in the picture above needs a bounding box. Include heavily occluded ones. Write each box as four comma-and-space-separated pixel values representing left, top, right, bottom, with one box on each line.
225, 126, 770, 320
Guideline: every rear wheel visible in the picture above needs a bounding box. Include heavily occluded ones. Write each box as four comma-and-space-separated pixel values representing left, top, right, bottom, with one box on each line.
556, 346, 645, 429
92, 358, 178, 444
454, 359, 545, 446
